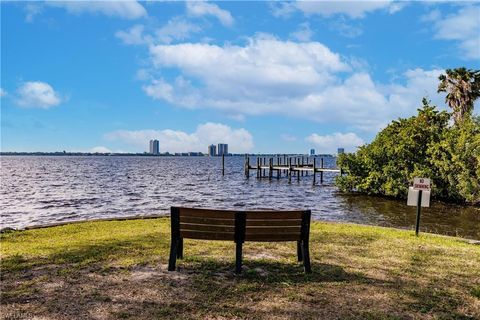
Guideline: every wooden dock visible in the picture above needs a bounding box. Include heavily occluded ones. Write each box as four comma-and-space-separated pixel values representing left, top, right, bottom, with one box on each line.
243, 155, 342, 185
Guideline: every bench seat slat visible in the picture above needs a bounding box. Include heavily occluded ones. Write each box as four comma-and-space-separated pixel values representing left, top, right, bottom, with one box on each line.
244, 234, 301, 241
180, 223, 235, 233
180, 230, 234, 241
245, 226, 301, 234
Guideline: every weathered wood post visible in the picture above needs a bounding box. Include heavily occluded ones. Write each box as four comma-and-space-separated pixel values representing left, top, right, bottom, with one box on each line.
269, 158, 273, 180
244, 154, 247, 177
257, 157, 260, 179
288, 157, 292, 183
301, 157, 304, 176
222, 153, 225, 176
320, 157, 324, 184
306, 156, 308, 176
277, 156, 281, 179
263, 157, 266, 178
313, 157, 316, 185
297, 157, 300, 182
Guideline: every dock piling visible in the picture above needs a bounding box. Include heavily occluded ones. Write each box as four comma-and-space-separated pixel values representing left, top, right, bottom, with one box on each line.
269, 158, 273, 180
320, 158, 324, 184
242, 155, 341, 185
222, 154, 225, 176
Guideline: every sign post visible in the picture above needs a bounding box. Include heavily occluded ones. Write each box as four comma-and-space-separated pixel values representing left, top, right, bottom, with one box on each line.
415, 190, 423, 236
407, 178, 431, 236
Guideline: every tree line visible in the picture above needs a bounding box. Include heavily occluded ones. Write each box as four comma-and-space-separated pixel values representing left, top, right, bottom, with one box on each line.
336, 68, 480, 204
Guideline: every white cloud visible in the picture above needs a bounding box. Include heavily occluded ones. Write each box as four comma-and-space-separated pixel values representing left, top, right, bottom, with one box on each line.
429, 6, 480, 59
116, 18, 201, 46
290, 22, 313, 42
16, 81, 62, 109
186, 1, 234, 26
115, 24, 149, 45
143, 79, 175, 103
0, 88, 7, 97
45, 1, 147, 20
329, 19, 363, 38
24, 3, 43, 22
306, 132, 365, 153
104, 123, 254, 153
271, 1, 403, 19
155, 17, 202, 44
141, 35, 446, 131
147, 34, 349, 104
90, 146, 112, 153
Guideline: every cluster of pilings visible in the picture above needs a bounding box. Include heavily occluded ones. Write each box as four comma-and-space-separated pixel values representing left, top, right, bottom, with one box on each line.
244, 155, 342, 185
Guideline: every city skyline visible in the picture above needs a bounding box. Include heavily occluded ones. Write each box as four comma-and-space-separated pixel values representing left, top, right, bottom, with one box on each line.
1, 2, 479, 154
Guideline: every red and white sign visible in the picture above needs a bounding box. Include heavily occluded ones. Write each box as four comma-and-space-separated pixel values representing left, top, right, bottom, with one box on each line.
413, 177, 431, 191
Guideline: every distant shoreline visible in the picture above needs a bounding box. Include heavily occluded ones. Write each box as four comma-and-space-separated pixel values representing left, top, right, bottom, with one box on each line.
0, 152, 336, 157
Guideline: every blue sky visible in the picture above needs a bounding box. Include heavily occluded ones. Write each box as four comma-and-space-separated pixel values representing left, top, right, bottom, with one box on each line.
1, 1, 479, 154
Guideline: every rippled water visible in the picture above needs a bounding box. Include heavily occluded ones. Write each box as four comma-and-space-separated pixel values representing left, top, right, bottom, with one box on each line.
1, 156, 479, 239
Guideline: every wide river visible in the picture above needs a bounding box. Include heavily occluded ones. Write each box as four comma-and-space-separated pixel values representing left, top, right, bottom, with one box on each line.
1, 156, 479, 239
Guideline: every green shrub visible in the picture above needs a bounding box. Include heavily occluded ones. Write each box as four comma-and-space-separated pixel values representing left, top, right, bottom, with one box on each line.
336, 99, 480, 204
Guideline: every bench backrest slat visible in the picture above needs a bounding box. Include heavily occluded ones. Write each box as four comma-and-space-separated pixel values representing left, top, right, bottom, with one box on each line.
180, 208, 235, 219
172, 207, 309, 243
244, 211, 303, 219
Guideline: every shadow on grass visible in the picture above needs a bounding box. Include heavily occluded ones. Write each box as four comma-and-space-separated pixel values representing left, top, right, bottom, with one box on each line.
176, 257, 388, 286
1, 232, 168, 276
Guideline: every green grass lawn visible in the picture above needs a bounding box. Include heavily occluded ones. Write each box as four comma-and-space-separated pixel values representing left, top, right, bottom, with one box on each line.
1, 218, 479, 319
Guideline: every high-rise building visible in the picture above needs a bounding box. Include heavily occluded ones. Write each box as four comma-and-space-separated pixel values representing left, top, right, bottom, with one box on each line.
149, 139, 160, 155
208, 144, 217, 157
310, 149, 315, 156
337, 148, 345, 155
217, 143, 228, 156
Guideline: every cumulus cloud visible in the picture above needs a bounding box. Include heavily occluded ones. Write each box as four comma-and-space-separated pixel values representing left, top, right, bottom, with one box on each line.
116, 18, 201, 46
290, 22, 313, 42
46, 1, 147, 20
90, 146, 112, 153
115, 24, 149, 45
104, 123, 254, 153
16, 81, 62, 109
140, 34, 447, 131
271, 0, 403, 19
147, 34, 349, 104
186, 1, 234, 26
429, 5, 480, 60
155, 17, 202, 44
0, 88, 7, 97
306, 132, 365, 153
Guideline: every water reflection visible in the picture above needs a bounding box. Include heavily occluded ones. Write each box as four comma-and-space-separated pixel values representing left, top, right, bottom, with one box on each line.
336, 193, 480, 239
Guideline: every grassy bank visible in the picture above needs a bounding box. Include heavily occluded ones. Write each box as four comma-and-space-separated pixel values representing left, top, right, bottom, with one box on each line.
1, 218, 479, 319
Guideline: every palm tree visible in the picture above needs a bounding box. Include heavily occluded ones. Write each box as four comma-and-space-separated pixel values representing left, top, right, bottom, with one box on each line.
437, 68, 480, 124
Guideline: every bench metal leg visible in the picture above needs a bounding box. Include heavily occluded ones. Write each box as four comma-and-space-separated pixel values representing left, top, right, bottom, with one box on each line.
302, 240, 311, 273
177, 238, 184, 259
297, 241, 303, 262
235, 242, 243, 274
168, 239, 178, 271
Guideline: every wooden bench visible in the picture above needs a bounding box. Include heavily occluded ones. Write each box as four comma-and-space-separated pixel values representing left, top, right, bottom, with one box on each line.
168, 207, 311, 274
